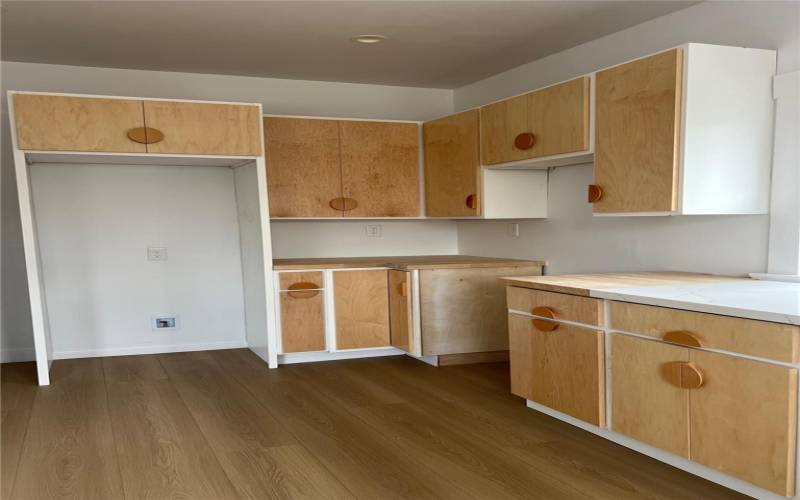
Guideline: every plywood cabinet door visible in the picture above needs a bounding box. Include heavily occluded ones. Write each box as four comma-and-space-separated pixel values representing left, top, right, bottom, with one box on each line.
593, 48, 683, 213
280, 290, 326, 353
264, 117, 343, 217
611, 334, 690, 457
339, 121, 420, 217
689, 350, 797, 496
143, 101, 261, 156
423, 110, 480, 217
333, 270, 390, 349
480, 93, 529, 165
388, 270, 413, 353
508, 314, 534, 400
13, 94, 147, 153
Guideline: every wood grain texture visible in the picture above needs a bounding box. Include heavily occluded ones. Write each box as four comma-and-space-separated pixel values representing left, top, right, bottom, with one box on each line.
278, 270, 324, 290
610, 334, 690, 457
264, 117, 344, 217
389, 270, 413, 353
339, 120, 420, 217
280, 290, 326, 353
480, 93, 529, 165
423, 109, 481, 217
689, 350, 797, 496
594, 48, 683, 213
506, 286, 603, 326
334, 269, 390, 349
420, 266, 542, 356
500, 271, 746, 296
510, 315, 605, 425
143, 100, 261, 155
274, 255, 545, 270
13, 94, 146, 153
509, 314, 534, 400
1, 363, 38, 500
609, 301, 800, 363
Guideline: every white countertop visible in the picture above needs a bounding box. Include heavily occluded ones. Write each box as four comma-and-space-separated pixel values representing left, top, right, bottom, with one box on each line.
593, 280, 800, 325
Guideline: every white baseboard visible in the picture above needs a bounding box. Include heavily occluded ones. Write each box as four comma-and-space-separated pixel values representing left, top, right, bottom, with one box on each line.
1, 347, 36, 363
49, 340, 249, 360
279, 347, 404, 365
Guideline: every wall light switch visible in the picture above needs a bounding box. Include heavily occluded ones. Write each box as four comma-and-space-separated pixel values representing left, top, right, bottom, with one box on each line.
508, 223, 520, 238
147, 246, 168, 261
365, 224, 382, 238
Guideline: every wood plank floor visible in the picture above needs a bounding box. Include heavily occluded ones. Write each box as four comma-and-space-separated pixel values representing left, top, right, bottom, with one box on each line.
1, 350, 746, 499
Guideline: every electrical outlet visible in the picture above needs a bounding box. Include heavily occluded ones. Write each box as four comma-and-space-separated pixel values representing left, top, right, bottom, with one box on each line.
151, 315, 179, 331
365, 224, 382, 237
508, 223, 520, 237
147, 246, 168, 261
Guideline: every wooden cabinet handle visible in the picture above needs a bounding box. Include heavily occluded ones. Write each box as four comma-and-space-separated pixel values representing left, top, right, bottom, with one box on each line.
514, 132, 536, 150
587, 184, 603, 203
329, 197, 358, 211
465, 194, 478, 209
399, 281, 408, 297
127, 127, 165, 145
287, 282, 320, 299
662, 330, 702, 348
660, 361, 704, 389
531, 306, 559, 332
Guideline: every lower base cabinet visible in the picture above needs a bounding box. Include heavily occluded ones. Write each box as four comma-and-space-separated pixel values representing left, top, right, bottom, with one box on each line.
509, 313, 605, 426
334, 269, 391, 349
279, 272, 325, 353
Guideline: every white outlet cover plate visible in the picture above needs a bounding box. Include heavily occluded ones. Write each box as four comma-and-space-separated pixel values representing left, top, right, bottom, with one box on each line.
151, 315, 180, 331
147, 247, 168, 261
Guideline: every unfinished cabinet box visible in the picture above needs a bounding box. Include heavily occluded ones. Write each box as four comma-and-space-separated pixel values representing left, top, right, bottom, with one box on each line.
480, 76, 590, 166
592, 44, 776, 214
333, 269, 391, 349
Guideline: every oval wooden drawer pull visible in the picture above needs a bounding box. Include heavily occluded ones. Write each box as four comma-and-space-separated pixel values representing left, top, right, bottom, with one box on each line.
329, 197, 359, 211
287, 281, 320, 299
531, 306, 558, 332
127, 127, 165, 145
514, 132, 536, 150
662, 330, 702, 348
465, 194, 478, 209
587, 184, 603, 203
660, 361, 704, 389
399, 281, 409, 297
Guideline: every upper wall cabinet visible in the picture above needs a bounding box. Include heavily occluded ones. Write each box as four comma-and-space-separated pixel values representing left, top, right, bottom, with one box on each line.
480, 76, 591, 167
591, 44, 776, 215
264, 116, 421, 218
12, 94, 262, 156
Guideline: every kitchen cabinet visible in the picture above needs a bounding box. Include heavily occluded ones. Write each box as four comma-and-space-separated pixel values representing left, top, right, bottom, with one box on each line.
508, 313, 604, 425
333, 269, 391, 349
264, 117, 342, 217
423, 109, 481, 217
591, 44, 776, 214
339, 120, 420, 217
388, 270, 413, 353
13, 94, 147, 153
480, 76, 590, 166
278, 271, 326, 353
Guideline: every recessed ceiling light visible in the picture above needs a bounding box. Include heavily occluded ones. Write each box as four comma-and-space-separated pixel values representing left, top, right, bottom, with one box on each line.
351, 35, 387, 44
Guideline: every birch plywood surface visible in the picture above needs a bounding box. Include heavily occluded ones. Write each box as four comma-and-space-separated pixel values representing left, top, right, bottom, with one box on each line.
594, 48, 683, 213
423, 109, 481, 217
501, 272, 745, 296
143, 101, 261, 156
389, 270, 413, 353
273, 255, 545, 270
264, 117, 343, 217
526, 76, 590, 158
334, 269, 391, 349
480, 93, 529, 165
339, 121, 420, 217
280, 291, 326, 353
14, 94, 147, 153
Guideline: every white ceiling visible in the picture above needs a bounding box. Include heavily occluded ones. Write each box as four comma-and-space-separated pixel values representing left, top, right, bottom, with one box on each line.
1, 1, 698, 88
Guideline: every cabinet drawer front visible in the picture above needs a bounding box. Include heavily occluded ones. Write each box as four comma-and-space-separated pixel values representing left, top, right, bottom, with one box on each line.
279, 271, 324, 291
609, 301, 800, 363
509, 314, 604, 425
280, 291, 325, 353
507, 287, 603, 326
689, 350, 797, 496
14, 94, 147, 153
143, 101, 261, 156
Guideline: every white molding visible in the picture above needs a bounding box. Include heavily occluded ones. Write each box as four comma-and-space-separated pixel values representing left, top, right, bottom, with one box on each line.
279, 348, 404, 365
50, 340, 248, 360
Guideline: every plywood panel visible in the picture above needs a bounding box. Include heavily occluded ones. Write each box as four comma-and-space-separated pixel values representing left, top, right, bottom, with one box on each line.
143, 101, 261, 155
594, 48, 683, 213
527, 77, 590, 158
509, 314, 534, 400
389, 270, 413, 353
339, 121, 420, 217
420, 266, 542, 356
609, 301, 800, 363
480, 93, 529, 165
334, 270, 390, 349
506, 287, 603, 326
611, 334, 690, 457
689, 350, 797, 496
264, 117, 343, 217
13, 94, 146, 152
280, 291, 326, 353
278, 271, 324, 290
423, 110, 480, 217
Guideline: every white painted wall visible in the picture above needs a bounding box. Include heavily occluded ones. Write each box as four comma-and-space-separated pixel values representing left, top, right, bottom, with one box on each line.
455, 1, 800, 276
27, 163, 247, 359
0, 62, 455, 359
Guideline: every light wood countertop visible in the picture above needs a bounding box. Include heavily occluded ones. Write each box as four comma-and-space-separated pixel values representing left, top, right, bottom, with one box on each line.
273, 255, 546, 271
501, 272, 748, 296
